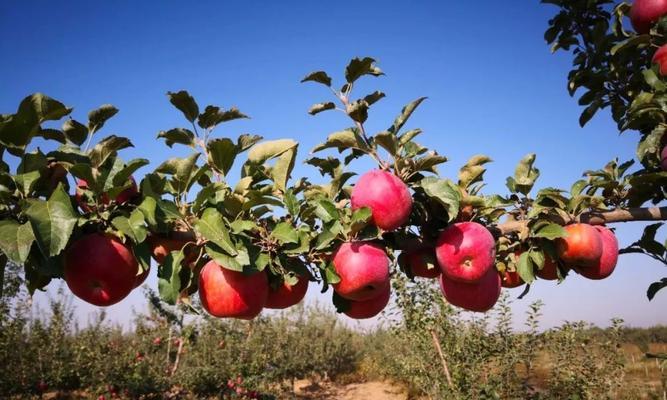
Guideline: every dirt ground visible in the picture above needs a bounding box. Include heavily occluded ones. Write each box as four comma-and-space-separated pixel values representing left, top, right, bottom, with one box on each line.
295, 380, 407, 400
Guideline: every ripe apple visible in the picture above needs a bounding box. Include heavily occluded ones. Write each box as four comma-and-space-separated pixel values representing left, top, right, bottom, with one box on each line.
198, 260, 268, 319
146, 234, 197, 264
343, 282, 391, 319
435, 222, 496, 283
265, 275, 309, 309
630, 0, 667, 34
405, 247, 441, 279
439, 267, 501, 313
64, 233, 139, 306
575, 226, 619, 280
75, 177, 138, 212
351, 169, 413, 231
536, 255, 561, 280
133, 267, 149, 288
653, 45, 667, 76
556, 223, 603, 267
500, 269, 524, 288
332, 241, 390, 301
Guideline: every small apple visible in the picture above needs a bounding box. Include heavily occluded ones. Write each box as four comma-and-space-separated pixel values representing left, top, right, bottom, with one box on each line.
75, 177, 138, 212
343, 282, 390, 319
351, 170, 413, 231
404, 247, 441, 279
64, 233, 139, 306
198, 260, 268, 319
536, 255, 561, 281
575, 226, 619, 280
500, 269, 524, 288
439, 266, 501, 313
332, 241, 390, 301
435, 222, 496, 283
265, 275, 309, 309
653, 45, 667, 76
556, 223, 603, 267
146, 234, 197, 264
630, 0, 667, 34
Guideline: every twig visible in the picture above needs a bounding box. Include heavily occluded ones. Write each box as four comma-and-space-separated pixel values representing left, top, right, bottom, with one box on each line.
430, 329, 453, 388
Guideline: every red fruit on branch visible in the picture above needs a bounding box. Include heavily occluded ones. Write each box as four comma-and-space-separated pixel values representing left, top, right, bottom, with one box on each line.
64, 233, 139, 306
575, 226, 619, 280
439, 267, 501, 312
343, 282, 390, 319
536, 256, 561, 281
133, 267, 149, 288
661, 145, 667, 170
556, 223, 603, 267
332, 241, 390, 301
75, 177, 138, 212
351, 170, 413, 231
405, 248, 441, 279
653, 45, 667, 76
198, 260, 268, 319
146, 234, 197, 264
630, 0, 667, 34
500, 269, 524, 288
265, 275, 309, 309
435, 222, 496, 283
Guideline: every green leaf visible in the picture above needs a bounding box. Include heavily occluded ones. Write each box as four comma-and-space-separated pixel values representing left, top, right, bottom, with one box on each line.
648, 278, 667, 301
388, 97, 427, 134
155, 153, 200, 194
517, 252, 535, 284
0, 220, 35, 264
237, 134, 263, 152
111, 209, 148, 243
325, 261, 341, 284
24, 184, 77, 257
513, 153, 540, 195
312, 129, 368, 153
458, 155, 492, 187
419, 177, 460, 222
37, 128, 66, 144
308, 102, 336, 115
284, 189, 300, 216
207, 138, 237, 176
271, 221, 299, 244
350, 207, 372, 233
198, 105, 249, 130
247, 139, 297, 164
204, 243, 248, 272
529, 249, 545, 271
301, 71, 332, 86
532, 223, 567, 240
158, 250, 184, 305
62, 119, 89, 145
157, 128, 196, 148
345, 57, 384, 83
89, 135, 133, 168
88, 104, 119, 135
346, 100, 369, 123
374, 131, 398, 156
313, 198, 339, 222
229, 219, 258, 234
363, 91, 385, 106
111, 158, 149, 188
167, 90, 200, 123
270, 145, 297, 192
194, 208, 236, 256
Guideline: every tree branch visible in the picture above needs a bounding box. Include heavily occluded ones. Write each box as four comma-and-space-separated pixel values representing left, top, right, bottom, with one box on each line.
495, 206, 667, 236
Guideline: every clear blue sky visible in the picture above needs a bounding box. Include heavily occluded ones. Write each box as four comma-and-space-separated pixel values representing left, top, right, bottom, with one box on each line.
1, 1, 665, 330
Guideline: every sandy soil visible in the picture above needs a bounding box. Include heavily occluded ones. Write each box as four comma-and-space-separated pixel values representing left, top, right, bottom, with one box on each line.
294, 380, 407, 400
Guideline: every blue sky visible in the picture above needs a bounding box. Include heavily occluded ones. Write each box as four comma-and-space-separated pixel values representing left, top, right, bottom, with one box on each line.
2, 1, 666, 330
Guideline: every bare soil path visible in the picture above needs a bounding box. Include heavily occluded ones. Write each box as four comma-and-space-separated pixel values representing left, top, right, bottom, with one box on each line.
294, 380, 407, 400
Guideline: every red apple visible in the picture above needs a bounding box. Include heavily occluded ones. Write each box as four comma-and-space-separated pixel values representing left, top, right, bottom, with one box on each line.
133, 267, 149, 288
405, 248, 441, 278
661, 145, 667, 170
653, 45, 667, 76
536, 256, 560, 281
265, 275, 309, 309
556, 223, 603, 267
351, 170, 413, 231
439, 266, 501, 313
630, 0, 667, 34
500, 269, 524, 288
332, 241, 390, 301
146, 234, 197, 264
435, 222, 496, 283
198, 260, 268, 319
575, 226, 619, 280
75, 177, 138, 212
343, 282, 391, 319
64, 233, 139, 306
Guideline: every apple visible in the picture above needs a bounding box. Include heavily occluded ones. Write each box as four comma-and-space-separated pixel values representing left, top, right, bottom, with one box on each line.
556, 223, 603, 267
500, 269, 524, 288
575, 226, 619, 280
630, 0, 667, 34
64, 233, 139, 306
536, 255, 561, 281
332, 241, 390, 301
653, 45, 667, 76
435, 222, 496, 283
198, 260, 268, 319
404, 247, 441, 278
265, 275, 309, 309
351, 169, 413, 231
133, 267, 149, 288
146, 234, 197, 264
75, 177, 138, 212
343, 282, 391, 319
439, 266, 501, 313
661, 145, 667, 170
